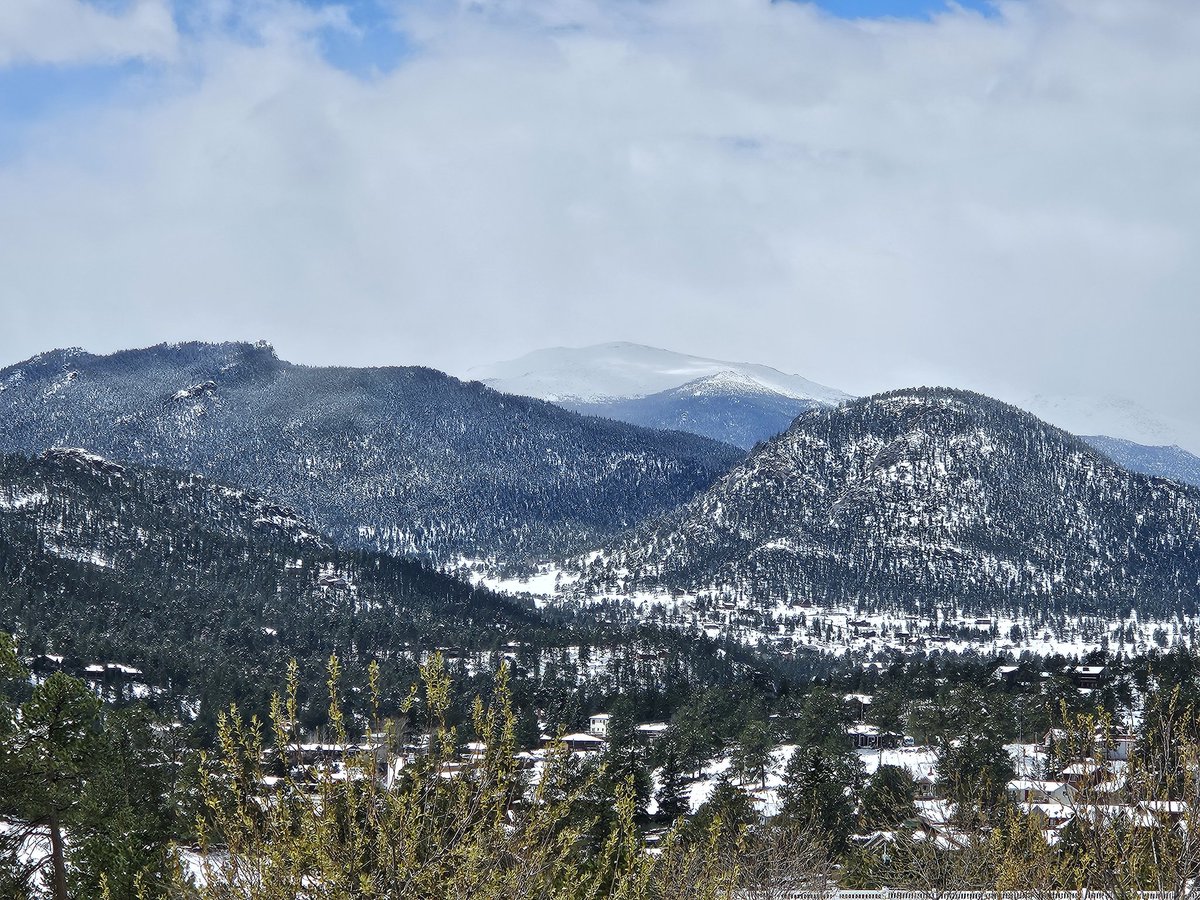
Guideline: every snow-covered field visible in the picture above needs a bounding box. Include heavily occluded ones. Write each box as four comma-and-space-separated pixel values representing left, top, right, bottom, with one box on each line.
466, 560, 1193, 660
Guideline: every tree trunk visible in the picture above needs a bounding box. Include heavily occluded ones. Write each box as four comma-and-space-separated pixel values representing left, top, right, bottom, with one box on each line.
48, 812, 68, 900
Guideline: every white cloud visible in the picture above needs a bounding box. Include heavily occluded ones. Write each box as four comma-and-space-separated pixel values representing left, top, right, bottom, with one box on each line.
0, 0, 178, 67
0, 0, 1197, 427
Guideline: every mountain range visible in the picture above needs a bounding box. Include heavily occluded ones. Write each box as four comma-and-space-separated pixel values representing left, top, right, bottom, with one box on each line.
470, 342, 850, 449
3, 338, 1200, 641
0, 342, 740, 565
471, 343, 1200, 487
568, 388, 1200, 623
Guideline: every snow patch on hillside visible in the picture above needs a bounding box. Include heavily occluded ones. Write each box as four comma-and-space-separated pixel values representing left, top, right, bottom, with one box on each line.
0, 491, 47, 510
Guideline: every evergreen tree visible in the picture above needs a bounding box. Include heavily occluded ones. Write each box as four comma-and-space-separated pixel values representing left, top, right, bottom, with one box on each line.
654, 749, 690, 823
779, 746, 860, 853
860, 764, 917, 830
0, 671, 104, 900
732, 721, 775, 789
687, 776, 757, 843
939, 725, 1016, 811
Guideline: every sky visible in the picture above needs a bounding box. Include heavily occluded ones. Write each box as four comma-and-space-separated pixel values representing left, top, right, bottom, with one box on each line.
0, 0, 1197, 427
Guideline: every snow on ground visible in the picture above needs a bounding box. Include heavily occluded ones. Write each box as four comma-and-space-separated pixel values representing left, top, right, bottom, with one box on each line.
858, 746, 939, 782
1008, 743, 1050, 779
467, 567, 1189, 659
473, 563, 577, 599
645, 744, 802, 819
45, 544, 115, 569
0, 490, 47, 510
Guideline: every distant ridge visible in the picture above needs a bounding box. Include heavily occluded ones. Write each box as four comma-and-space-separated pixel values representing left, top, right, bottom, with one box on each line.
471, 342, 849, 448
469, 341, 850, 404
0, 341, 742, 564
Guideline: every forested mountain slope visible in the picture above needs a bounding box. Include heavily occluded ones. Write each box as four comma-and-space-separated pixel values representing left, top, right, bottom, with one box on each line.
0, 342, 741, 564
571, 388, 1200, 621
0, 449, 796, 732
0, 449, 552, 715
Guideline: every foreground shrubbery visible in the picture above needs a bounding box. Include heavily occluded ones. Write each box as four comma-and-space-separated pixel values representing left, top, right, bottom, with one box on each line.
8, 641, 1200, 899
187, 656, 746, 899
182, 655, 1200, 900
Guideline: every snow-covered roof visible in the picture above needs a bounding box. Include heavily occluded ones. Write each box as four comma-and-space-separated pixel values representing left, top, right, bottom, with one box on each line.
559, 732, 606, 743
1008, 779, 1069, 792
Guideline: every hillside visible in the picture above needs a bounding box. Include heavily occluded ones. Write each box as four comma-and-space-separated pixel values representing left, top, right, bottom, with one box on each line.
0, 342, 741, 564
0, 449, 809, 733
570, 388, 1200, 621
0, 449, 560, 719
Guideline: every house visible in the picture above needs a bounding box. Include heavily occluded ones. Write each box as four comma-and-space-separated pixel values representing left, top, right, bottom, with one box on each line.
1069, 665, 1108, 690
285, 741, 386, 768
1093, 726, 1137, 762
850, 620, 878, 638
1060, 758, 1105, 787
992, 665, 1020, 688
914, 800, 970, 849
1007, 779, 1076, 805
1137, 800, 1189, 827
588, 713, 611, 737
1021, 801, 1075, 833
843, 693, 873, 722
848, 723, 881, 749
1040, 727, 1068, 753
277, 740, 388, 786
847, 723, 901, 750
635, 722, 669, 739
914, 769, 938, 800
559, 732, 607, 753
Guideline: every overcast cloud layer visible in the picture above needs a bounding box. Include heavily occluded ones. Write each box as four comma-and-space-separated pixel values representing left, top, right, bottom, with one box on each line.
0, 0, 1197, 426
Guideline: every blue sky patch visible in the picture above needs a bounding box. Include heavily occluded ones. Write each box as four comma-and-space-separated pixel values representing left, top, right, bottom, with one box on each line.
809, 0, 997, 19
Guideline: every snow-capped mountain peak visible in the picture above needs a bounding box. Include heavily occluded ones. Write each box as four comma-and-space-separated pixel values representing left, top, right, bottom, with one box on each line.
467, 342, 851, 405
673, 371, 784, 398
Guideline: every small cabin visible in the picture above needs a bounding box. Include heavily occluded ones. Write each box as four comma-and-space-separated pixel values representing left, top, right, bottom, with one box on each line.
1069, 666, 1108, 690
1007, 779, 1075, 806
1060, 758, 1105, 787
847, 723, 901, 750
992, 665, 1020, 688
588, 713, 611, 737
843, 693, 873, 722
914, 770, 938, 800
559, 732, 607, 753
